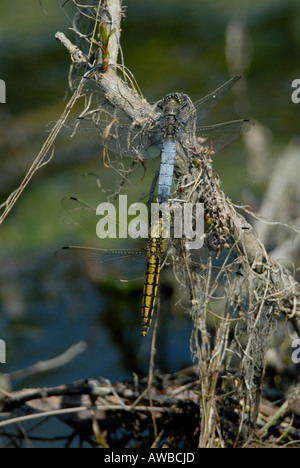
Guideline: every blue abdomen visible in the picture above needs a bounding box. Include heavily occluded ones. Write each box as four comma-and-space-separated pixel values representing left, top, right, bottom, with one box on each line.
157, 140, 176, 203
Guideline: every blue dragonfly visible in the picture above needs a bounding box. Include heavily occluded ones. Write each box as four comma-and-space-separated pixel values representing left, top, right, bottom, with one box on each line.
73, 74, 254, 203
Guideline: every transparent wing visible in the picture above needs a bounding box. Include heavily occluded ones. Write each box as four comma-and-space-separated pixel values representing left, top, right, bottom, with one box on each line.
73, 113, 163, 160
61, 196, 148, 241
195, 119, 254, 153
71, 76, 163, 160
57, 196, 150, 281
192, 75, 241, 124
61, 196, 98, 237
55, 245, 147, 282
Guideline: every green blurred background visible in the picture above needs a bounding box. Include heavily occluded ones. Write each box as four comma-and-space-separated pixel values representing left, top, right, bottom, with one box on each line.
0, 0, 299, 398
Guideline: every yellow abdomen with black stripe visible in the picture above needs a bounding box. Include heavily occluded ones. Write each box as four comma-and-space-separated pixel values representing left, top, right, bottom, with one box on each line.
141, 222, 166, 337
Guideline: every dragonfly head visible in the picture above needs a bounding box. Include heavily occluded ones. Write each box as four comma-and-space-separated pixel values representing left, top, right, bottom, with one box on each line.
158, 92, 187, 115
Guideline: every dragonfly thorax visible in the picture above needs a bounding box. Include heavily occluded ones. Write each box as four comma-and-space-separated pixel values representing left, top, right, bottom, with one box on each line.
157, 93, 189, 141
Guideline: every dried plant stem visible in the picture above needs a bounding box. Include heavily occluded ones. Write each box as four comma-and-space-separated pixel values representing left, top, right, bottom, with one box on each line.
0, 73, 83, 225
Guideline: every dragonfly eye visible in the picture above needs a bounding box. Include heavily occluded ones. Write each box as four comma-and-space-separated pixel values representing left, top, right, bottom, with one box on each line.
175, 93, 184, 103
163, 93, 173, 102
164, 92, 185, 104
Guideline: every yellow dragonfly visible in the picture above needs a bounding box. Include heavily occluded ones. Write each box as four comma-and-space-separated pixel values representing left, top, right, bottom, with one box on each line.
56, 197, 243, 336
56, 196, 167, 337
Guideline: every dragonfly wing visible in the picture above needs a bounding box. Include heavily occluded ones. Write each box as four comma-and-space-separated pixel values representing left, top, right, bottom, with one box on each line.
58, 196, 151, 281
192, 76, 241, 124
61, 196, 98, 237
56, 246, 147, 282
196, 119, 254, 153
74, 115, 163, 160
61, 196, 150, 241
70, 76, 162, 160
